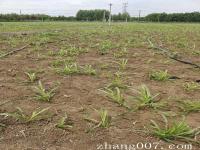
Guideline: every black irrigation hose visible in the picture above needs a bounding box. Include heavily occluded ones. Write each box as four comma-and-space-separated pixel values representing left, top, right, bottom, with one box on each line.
0, 38, 67, 59
0, 44, 30, 59
147, 39, 200, 69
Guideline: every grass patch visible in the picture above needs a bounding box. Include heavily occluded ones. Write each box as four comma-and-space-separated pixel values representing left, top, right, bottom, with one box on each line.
34, 81, 57, 102
179, 100, 200, 114
56, 114, 73, 130
0, 107, 50, 123
150, 115, 200, 143
132, 85, 164, 109
183, 82, 200, 91
85, 109, 111, 131
150, 70, 170, 81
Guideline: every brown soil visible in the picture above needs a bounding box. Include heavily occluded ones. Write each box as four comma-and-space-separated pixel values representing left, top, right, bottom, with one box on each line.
0, 26, 200, 150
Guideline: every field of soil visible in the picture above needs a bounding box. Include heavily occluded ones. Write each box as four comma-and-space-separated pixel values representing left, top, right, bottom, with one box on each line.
0, 22, 200, 150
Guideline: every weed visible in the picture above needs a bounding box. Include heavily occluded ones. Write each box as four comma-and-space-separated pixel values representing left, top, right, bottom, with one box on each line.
0, 107, 50, 123
150, 70, 170, 81
34, 81, 56, 102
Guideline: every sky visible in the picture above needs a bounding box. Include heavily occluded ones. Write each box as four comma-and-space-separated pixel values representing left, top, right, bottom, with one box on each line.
0, 0, 200, 17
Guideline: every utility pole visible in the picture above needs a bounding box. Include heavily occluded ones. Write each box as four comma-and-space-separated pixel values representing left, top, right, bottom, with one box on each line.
20, 9, 22, 15
109, 3, 112, 26
122, 2, 128, 22
103, 11, 106, 22
138, 10, 141, 22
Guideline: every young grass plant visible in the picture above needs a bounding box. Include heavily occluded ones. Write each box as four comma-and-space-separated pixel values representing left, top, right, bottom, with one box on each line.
25, 72, 37, 83
34, 81, 56, 102
113, 48, 128, 58
51, 58, 74, 68
56, 63, 80, 75
100, 87, 129, 108
115, 59, 128, 70
107, 72, 128, 89
56, 114, 73, 130
0, 107, 50, 123
57, 49, 66, 56
150, 70, 170, 81
133, 85, 163, 109
98, 41, 112, 55
183, 82, 200, 91
56, 63, 96, 76
81, 65, 96, 75
101, 87, 124, 106
85, 109, 111, 131
150, 115, 200, 143
179, 100, 200, 114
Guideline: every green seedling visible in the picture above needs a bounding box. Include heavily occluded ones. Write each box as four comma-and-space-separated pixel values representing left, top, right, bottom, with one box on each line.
107, 72, 128, 89
0, 107, 50, 123
179, 100, 200, 114
98, 41, 112, 55
81, 65, 96, 75
34, 81, 56, 102
114, 48, 128, 58
98, 109, 111, 128
100, 87, 127, 107
183, 82, 200, 91
150, 70, 170, 81
51, 58, 74, 67
85, 109, 111, 131
192, 51, 200, 56
133, 85, 162, 109
25, 72, 37, 83
115, 59, 128, 70
150, 115, 200, 143
56, 114, 73, 129
58, 49, 67, 56
57, 63, 80, 75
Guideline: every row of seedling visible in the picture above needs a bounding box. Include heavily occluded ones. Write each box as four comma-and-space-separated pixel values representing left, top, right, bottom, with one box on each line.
149, 70, 200, 91
55, 63, 96, 76
48, 45, 88, 57
101, 75, 200, 114
0, 107, 73, 130
84, 107, 200, 144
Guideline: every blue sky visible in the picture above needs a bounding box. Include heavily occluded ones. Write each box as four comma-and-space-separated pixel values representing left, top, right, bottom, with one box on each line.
0, 0, 199, 16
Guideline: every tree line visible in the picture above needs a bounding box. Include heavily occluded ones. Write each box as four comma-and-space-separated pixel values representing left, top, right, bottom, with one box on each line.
1, 10, 200, 22
0, 14, 76, 22
145, 12, 200, 22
